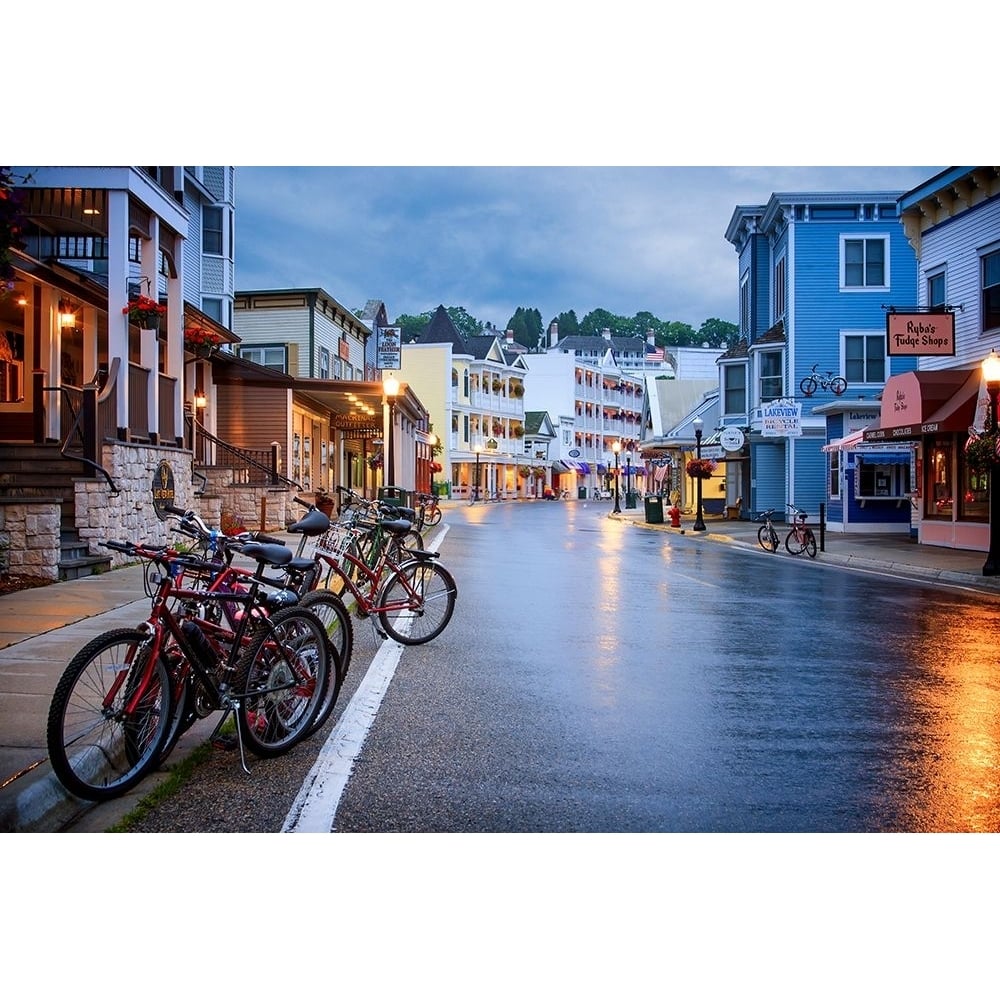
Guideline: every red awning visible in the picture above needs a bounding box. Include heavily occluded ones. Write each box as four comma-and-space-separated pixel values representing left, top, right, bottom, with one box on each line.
863, 368, 980, 442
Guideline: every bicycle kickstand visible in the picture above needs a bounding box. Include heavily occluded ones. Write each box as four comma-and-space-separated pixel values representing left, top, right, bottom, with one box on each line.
212, 706, 252, 775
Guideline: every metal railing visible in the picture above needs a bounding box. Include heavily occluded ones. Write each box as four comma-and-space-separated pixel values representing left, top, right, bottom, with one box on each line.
184, 413, 301, 491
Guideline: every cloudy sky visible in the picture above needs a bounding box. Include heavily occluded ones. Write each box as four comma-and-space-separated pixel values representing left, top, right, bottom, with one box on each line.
234, 165, 944, 332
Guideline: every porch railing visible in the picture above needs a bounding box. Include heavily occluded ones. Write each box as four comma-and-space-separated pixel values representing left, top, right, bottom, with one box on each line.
185, 413, 301, 491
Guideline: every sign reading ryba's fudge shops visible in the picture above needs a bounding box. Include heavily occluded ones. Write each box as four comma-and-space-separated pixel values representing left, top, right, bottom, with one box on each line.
886, 312, 955, 356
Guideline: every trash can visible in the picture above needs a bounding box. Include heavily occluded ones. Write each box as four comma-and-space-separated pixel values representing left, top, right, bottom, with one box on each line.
578, 486, 587, 500
377, 486, 409, 508
625, 491, 637, 510
643, 495, 664, 524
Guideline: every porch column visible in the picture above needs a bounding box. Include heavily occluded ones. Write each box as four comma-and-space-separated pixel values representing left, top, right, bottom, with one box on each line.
139, 215, 160, 442
106, 190, 130, 437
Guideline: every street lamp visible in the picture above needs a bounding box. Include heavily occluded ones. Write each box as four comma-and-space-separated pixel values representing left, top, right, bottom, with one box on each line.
612, 440, 622, 513
625, 447, 632, 505
982, 350, 1000, 575
383, 374, 399, 486
474, 443, 483, 502
693, 416, 706, 532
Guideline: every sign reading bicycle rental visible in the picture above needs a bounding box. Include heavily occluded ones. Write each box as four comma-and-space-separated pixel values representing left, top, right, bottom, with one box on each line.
151, 460, 176, 521
761, 399, 802, 437
886, 312, 955, 356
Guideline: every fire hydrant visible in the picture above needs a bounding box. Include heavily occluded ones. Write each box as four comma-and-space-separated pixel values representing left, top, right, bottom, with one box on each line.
668, 504, 682, 528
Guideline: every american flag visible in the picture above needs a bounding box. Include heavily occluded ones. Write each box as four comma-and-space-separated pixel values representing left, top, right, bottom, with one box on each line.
646, 346, 665, 362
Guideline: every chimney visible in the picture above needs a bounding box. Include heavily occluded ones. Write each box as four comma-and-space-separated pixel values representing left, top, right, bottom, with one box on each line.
646, 330, 656, 347
549, 321, 559, 348
602, 328, 612, 341
506, 329, 514, 345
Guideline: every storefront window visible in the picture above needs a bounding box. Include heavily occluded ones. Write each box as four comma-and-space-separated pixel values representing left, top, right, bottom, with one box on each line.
925, 437, 952, 518
960, 436, 989, 521
829, 451, 840, 499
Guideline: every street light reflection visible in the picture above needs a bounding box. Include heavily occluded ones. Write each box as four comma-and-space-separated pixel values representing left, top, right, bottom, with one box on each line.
894, 602, 1000, 832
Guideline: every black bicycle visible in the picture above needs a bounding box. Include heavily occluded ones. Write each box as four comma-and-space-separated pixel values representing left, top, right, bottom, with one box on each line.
755, 509, 779, 553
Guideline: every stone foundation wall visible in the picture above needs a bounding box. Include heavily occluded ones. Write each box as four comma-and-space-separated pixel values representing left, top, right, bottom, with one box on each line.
74, 444, 294, 568
0, 500, 61, 581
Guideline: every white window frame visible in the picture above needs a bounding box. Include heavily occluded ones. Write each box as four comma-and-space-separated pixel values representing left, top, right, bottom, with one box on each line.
757, 349, 783, 403
840, 233, 890, 291
740, 271, 751, 336
773, 253, 786, 321
239, 345, 286, 372
841, 330, 886, 386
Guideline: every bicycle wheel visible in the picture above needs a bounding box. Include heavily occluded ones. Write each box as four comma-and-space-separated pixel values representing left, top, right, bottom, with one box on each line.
377, 559, 457, 645
758, 524, 778, 552
799, 376, 818, 397
46, 629, 173, 801
803, 529, 817, 558
424, 506, 442, 527
297, 591, 352, 737
831, 377, 848, 396
234, 607, 329, 757
785, 529, 805, 555
389, 528, 424, 562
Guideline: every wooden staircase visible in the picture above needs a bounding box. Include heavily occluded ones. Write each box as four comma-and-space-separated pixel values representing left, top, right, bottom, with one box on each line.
0, 443, 111, 581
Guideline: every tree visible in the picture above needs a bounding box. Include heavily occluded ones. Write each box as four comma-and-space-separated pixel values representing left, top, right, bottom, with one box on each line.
395, 311, 432, 343
505, 306, 542, 349
697, 317, 739, 348
552, 310, 579, 337
446, 306, 485, 340
579, 308, 629, 336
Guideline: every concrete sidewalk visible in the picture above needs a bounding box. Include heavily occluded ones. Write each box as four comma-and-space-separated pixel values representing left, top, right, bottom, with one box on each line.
3, 509, 1000, 832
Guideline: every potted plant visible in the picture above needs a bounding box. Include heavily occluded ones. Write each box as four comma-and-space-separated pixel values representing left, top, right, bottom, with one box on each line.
184, 326, 224, 357
965, 431, 1000, 474
686, 457, 717, 479
123, 294, 167, 330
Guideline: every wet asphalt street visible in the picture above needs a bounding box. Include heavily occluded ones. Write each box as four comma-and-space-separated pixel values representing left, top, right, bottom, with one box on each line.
115, 499, 1000, 834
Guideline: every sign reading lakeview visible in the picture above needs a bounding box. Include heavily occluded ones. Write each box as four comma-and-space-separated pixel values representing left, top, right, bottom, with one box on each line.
886, 312, 955, 356
761, 399, 802, 438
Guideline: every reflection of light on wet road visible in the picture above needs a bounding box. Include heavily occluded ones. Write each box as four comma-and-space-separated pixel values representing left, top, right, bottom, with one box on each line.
893, 602, 1000, 832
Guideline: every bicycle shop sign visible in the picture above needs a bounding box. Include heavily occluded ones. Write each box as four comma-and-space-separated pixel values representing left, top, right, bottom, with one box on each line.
761, 399, 802, 437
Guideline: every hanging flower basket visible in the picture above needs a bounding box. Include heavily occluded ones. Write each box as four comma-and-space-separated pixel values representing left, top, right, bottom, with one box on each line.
686, 458, 717, 479
123, 294, 166, 329
532, 467, 546, 479
518, 465, 531, 478
511, 383, 524, 397
965, 431, 1000, 474
513, 425, 525, 438
430, 461, 443, 473
184, 326, 224, 357
367, 452, 383, 471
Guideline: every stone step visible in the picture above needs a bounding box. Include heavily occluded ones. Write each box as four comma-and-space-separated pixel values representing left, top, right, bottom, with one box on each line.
58, 553, 112, 582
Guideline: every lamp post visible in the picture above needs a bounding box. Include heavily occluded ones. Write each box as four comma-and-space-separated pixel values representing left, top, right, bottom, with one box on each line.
383, 375, 399, 487
625, 447, 632, 505
474, 444, 482, 502
983, 350, 1000, 575
693, 416, 706, 532
612, 440, 622, 513
427, 432, 437, 495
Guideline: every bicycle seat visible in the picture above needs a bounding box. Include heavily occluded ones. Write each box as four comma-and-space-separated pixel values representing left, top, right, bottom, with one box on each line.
287, 508, 331, 537
380, 518, 416, 536
238, 541, 293, 567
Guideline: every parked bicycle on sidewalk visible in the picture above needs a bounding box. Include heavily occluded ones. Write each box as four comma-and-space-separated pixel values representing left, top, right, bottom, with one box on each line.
784, 503, 817, 558
755, 508, 779, 553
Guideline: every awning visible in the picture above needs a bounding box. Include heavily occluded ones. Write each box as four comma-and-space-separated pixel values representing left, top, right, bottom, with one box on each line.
577, 462, 591, 474
863, 368, 980, 442
822, 429, 866, 452
855, 453, 912, 465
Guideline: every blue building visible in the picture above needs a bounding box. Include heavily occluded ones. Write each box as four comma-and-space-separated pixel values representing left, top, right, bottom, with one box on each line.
722, 191, 920, 529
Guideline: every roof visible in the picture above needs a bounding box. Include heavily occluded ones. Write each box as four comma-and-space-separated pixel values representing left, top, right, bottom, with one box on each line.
417, 305, 466, 351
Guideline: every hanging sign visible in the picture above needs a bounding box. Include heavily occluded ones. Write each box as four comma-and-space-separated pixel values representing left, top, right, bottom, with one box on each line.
376, 326, 402, 370
886, 312, 955, 356
761, 399, 802, 438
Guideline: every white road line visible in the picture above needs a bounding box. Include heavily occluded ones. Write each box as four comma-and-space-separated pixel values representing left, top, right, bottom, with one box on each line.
282, 523, 449, 833
282, 635, 404, 833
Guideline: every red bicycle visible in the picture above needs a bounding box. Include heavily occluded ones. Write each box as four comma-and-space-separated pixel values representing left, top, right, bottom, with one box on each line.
46, 517, 333, 801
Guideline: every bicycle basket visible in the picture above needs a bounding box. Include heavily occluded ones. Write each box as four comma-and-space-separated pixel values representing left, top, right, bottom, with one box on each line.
315, 523, 361, 561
